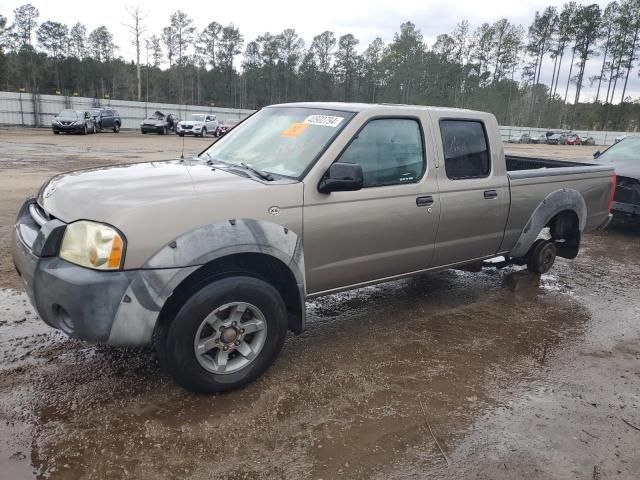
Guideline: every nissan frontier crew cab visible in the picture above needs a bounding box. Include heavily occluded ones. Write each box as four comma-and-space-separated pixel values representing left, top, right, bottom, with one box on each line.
13, 103, 616, 393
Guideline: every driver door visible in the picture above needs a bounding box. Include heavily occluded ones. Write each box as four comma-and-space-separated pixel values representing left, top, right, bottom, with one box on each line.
303, 116, 440, 295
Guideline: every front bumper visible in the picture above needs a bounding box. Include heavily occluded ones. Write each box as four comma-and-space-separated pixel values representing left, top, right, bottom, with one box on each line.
52, 123, 84, 133
12, 199, 194, 346
612, 201, 640, 220
177, 127, 202, 135
12, 199, 134, 342
141, 125, 166, 133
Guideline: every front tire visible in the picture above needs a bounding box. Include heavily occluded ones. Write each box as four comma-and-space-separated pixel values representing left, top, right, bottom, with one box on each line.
201, 127, 207, 138
113, 122, 120, 133
156, 276, 288, 394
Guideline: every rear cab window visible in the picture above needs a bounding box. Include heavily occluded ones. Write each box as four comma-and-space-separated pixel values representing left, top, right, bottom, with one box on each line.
440, 120, 491, 180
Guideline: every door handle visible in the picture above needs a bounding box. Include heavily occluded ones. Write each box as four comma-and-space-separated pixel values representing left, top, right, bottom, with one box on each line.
484, 190, 498, 199
416, 196, 434, 207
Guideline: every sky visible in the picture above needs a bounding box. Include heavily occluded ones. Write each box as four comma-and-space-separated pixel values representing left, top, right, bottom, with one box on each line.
2, 0, 636, 102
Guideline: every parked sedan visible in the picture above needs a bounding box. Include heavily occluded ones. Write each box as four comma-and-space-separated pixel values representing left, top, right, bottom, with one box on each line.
581, 136, 596, 146
140, 111, 179, 134
594, 136, 640, 222
530, 134, 547, 144
216, 118, 240, 137
89, 108, 122, 133
547, 133, 567, 145
52, 110, 97, 135
176, 114, 219, 137
565, 134, 582, 146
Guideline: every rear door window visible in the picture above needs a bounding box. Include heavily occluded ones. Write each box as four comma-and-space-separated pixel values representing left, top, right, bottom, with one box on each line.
440, 120, 491, 180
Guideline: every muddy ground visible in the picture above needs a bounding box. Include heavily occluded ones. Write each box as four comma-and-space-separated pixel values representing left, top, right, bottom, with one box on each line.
0, 127, 638, 479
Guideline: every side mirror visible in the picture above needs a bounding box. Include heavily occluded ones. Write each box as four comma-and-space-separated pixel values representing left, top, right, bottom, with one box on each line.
318, 162, 364, 194
593, 150, 601, 158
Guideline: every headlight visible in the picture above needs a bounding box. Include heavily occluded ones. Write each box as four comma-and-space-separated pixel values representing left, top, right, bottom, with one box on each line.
156, 123, 164, 127
59, 221, 125, 270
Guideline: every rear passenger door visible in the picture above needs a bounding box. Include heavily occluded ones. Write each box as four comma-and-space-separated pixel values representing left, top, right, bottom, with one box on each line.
432, 119, 510, 266
102, 110, 114, 128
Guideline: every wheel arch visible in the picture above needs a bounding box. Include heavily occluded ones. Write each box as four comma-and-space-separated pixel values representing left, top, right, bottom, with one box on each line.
109, 219, 306, 346
155, 252, 305, 337
510, 188, 587, 258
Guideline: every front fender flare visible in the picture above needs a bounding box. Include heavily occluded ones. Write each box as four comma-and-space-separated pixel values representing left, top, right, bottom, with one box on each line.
108, 219, 305, 346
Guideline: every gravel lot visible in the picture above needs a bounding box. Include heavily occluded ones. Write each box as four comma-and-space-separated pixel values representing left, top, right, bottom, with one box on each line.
0, 127, 638, 479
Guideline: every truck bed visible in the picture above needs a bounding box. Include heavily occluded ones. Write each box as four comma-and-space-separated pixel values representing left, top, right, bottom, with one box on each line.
506, 155, 612, 179
506, 155, 584, 171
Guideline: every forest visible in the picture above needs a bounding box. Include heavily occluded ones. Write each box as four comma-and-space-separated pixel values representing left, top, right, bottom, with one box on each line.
2, 2, 640, 130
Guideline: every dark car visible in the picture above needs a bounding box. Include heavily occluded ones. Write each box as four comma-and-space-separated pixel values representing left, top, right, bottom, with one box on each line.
52, 110, 97, 135
546, 133, 567, 145
594, 136, 640, 222
216, 118, 240, 137
89, 108, 122, 133
140, 111, 179, 134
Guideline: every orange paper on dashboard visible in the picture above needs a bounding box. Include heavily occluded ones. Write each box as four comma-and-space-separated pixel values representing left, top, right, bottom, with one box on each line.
281, 122, 309, 138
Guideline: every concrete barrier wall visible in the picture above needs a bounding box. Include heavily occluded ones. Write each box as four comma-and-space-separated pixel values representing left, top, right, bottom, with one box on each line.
0, 91, 634, 146
0, 91, 254, 130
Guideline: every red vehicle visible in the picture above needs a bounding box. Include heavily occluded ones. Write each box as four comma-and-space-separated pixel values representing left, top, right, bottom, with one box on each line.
565, 134, 582, 145
215, 118, 240, 137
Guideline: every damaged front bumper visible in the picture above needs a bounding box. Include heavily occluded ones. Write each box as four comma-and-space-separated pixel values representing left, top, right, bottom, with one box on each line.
11, 198, 196, 346
612, 201, 640, 221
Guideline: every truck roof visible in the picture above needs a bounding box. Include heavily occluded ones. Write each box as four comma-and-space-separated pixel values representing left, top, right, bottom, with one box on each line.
268, 101, 490, 117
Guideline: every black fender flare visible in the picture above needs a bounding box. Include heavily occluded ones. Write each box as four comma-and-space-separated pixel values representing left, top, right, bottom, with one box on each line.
510, 188, 587, 258
109, 220, 305, 345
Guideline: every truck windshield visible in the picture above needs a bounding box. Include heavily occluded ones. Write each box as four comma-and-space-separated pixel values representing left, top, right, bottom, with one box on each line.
201, 107, 355, 178
598, 137, 640, 164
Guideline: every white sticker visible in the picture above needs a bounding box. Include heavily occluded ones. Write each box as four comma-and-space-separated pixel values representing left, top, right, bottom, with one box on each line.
303, 115, 344, 128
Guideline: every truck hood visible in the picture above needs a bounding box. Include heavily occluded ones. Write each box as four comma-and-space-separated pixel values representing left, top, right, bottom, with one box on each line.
38, 160, 274, 223
36, 159, 303, 269
616, 164, 640, 179
595, 159, 640, 179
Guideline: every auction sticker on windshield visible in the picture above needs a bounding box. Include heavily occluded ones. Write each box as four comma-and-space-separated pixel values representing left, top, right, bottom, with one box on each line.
281, 122, 309, 138
303, 115, 344, 127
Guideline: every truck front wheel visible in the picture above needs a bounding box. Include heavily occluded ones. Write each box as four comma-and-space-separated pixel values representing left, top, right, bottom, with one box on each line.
155, 276, 288, 393
526, 239, 557, 274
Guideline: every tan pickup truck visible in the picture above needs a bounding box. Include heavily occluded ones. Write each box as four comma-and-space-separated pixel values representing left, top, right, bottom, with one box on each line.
12, 103, 615, 393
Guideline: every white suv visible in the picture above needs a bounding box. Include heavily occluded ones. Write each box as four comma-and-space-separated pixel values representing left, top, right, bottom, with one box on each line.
177, 114, 219, 137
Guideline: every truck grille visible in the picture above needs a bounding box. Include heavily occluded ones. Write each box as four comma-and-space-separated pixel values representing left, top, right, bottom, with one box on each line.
615, 176, 640, 205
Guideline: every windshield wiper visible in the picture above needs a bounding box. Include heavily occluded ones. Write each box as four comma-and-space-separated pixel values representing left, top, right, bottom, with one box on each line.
240, 162, 274, 181
199, 154, 274, 181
